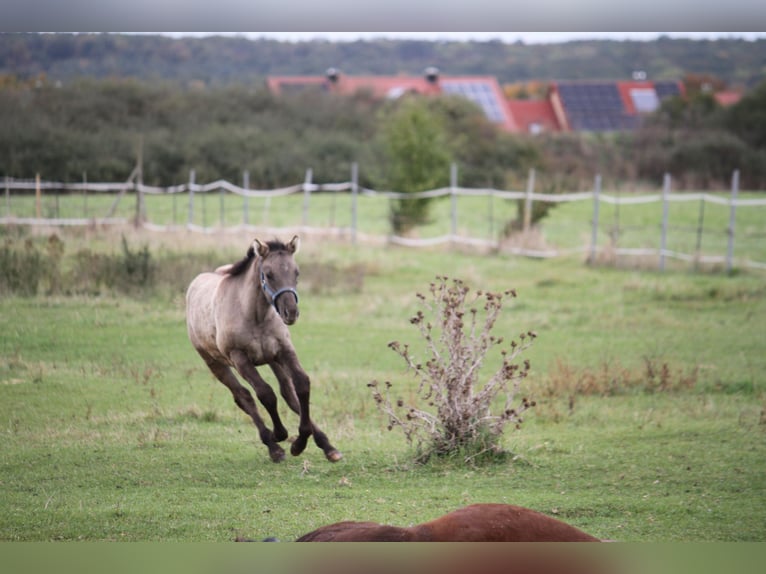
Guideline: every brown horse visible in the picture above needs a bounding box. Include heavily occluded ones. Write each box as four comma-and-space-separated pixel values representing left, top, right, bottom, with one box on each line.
295, 503, 602, 542
185, 235, 341, 463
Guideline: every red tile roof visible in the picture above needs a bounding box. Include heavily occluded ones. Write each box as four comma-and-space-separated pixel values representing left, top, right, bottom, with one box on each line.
714, 91, 742, 106
506, 98, 561, 133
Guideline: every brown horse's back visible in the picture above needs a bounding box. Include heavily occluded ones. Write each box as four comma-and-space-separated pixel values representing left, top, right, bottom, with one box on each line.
414, 504, 601, 542
296, 504, 601, 542
296, 521, 415, 542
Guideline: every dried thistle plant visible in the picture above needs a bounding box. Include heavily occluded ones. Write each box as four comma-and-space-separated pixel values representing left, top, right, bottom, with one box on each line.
368, 276, 536, 463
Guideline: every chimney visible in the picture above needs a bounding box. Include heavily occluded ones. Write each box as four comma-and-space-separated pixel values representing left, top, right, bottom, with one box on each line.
424, 66, 440, 84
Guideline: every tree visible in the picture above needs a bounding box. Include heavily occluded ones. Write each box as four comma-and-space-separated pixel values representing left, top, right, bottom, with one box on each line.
725, 79, 766, 149
380, 96, 451, 234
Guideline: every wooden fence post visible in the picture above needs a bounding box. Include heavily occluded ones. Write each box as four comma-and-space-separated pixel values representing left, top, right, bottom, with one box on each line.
351, 162, 358, 244
659, 173, 671, 272
302, 168, 313, 226
450, 163, 458, 238
4, 175, 9, 217
187, 169, 196, 227
523, 168, 535, 232
727, 169, 740, 273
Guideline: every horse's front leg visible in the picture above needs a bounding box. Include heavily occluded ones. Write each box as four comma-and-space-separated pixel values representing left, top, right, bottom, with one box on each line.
230, 350, 289, 442
273, 356, 342, 462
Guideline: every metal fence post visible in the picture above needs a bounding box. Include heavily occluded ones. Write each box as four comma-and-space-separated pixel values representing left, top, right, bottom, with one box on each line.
589, 174, 601, 264
450, 163, 458, 238
659, 173, 671, 271
302, 168, 313, 227
727, 169, 740, 273
82, 172, 88, 218
243, 170, 250, 226
351, 162, 358, 244
187, 169, 195, 227
694, 192, 706, 270
523, 168, 535, 233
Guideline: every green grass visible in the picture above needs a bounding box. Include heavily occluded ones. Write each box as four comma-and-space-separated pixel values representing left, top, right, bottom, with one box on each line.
0, 228, 765, 542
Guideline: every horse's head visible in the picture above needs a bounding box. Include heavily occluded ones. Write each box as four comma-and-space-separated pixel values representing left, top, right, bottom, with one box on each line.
254, 235, 301, 325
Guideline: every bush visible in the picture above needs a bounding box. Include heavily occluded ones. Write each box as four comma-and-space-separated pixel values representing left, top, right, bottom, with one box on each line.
369, 276, 536, 464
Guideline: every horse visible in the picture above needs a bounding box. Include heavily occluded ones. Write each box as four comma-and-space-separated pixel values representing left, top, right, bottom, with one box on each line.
185, 235, 341, 463
295, 503, 602, 542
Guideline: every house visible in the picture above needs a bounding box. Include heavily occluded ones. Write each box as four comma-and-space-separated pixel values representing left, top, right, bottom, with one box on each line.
267, 68, 518, 132
267, 69, 686, 134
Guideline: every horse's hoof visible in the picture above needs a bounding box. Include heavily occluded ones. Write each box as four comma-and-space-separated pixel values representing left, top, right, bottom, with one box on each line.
269, 447, 286, 463
326, 450, 343, 463
290, 436, 308, 456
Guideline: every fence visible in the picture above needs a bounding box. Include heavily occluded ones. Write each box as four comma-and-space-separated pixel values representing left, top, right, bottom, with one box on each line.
3, 165, 766, 272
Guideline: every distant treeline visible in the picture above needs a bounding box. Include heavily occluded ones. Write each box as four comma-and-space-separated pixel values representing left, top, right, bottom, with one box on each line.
1, 33, 765, 88
1, 76, 765, 191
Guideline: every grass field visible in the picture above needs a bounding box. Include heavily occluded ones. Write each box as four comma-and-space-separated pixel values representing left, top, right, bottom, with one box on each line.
1, 220, 765, 543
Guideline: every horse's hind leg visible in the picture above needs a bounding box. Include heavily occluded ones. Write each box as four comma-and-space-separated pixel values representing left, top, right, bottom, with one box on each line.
200, 354, 285, 463
270, 361, 342, 462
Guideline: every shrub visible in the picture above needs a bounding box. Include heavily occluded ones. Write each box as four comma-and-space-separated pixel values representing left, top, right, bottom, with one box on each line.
369, 276, 536, 464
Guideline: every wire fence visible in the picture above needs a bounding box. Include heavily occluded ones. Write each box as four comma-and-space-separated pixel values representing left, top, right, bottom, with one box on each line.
3, 165, 765, 272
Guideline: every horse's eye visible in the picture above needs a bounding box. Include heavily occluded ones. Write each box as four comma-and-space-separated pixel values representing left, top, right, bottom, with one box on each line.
266, 272, 275, 281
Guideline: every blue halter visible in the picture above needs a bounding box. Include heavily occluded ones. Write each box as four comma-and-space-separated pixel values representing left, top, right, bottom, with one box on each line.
259, 263, 299, 309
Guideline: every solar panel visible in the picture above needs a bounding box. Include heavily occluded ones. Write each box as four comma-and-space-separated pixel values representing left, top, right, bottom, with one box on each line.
558, 82, 636, 131
442, 81, 507, 124
654, 81, 681, 100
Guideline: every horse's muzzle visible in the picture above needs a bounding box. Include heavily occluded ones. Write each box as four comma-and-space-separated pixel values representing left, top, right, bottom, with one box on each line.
275, 292, 300, 325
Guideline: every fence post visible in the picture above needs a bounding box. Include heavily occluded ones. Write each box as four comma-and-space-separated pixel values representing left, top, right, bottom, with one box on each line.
134, 137, 145, 227
172, 181, 177, 226
589, 174, 601, 264
4, 175, 9, 217
351, 162, 358, 245
35, 173, 41, 219
243, 170, 250, 226
187, 169, 195, 227
82, 172, 88, 219
523, 168, 535, 232
659, 173, 671, 272
450, 163, 458, 238
694, 193, 706, 270
219, 183, 225, 228
727, 169, 740, 273
302, 168, 313, 227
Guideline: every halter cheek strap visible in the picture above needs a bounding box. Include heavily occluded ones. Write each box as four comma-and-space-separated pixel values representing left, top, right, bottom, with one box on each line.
259, 266, 299, 308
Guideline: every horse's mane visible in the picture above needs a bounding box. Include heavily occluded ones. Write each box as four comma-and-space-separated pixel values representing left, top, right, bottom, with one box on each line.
226, 239, 290, 277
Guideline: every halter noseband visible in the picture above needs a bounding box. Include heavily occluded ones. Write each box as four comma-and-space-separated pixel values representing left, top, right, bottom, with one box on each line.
259, 262, 299, 309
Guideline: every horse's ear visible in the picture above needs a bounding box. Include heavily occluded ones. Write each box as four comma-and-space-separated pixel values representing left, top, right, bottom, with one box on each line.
253, 238, 270, 258
287, 235, 300, 255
